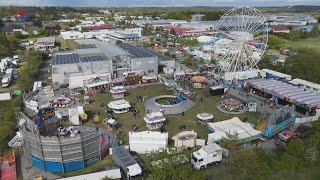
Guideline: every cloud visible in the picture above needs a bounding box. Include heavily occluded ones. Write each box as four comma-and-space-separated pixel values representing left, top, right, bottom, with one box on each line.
1, 0, 320, 7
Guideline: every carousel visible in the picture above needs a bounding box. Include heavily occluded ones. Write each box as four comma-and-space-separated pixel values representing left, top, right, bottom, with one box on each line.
191, 76, 207, 88
110, 86, 126, 99
197, 112, 214, 124
50, 97, 75, 108
217, 98, 246, 114
143, 112, 166, 130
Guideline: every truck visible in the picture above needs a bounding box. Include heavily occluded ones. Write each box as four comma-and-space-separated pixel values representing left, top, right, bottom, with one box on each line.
191, 143, 228, 169
112, 146, 143, 180
2, 68, 13, 87
275, 130, 295, 147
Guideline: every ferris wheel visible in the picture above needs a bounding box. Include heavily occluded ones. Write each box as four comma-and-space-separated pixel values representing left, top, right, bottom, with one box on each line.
212, 7, 268, 76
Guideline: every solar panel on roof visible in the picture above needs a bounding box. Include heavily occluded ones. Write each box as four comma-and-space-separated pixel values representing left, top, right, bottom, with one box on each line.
80, 55, 103, 63
55, 54, 80, 64
75, 45, 97, 49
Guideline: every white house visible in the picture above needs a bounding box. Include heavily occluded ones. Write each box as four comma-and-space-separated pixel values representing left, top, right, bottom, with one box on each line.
34, 37, 55, 51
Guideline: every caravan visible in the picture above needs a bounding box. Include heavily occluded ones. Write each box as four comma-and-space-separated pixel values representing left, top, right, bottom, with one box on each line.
2, 68, 13, 87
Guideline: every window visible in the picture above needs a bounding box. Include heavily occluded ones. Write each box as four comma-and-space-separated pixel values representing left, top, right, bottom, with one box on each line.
148, 60, 154, 64
136, 62, 142, 65
212, 154, 217, 158
148, 70, 154, 73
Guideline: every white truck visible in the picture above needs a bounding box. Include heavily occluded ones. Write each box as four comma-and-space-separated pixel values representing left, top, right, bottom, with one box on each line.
2, 68, 13, 87
112, 146, 143, 180
191, 143, 228, 169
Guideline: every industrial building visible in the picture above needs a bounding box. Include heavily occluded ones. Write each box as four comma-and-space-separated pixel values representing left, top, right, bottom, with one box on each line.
52, 40, 172, 90
60, 28, 143, 41
265, 13, 318, 26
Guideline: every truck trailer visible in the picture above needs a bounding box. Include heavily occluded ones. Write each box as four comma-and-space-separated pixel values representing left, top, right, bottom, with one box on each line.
112, 146, 143, 180
191, 143, 228, 169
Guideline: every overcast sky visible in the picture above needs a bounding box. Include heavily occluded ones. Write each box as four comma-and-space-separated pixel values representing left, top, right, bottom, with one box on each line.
1, 0, 320, 7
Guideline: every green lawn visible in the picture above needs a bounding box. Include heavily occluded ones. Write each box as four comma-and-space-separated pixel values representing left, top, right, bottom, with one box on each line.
288, 37, 320, 53
56, 84, 260, 178
78, 84, 260, 145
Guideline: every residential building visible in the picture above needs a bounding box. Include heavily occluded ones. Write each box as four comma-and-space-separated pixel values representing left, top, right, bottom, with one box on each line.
34, 37, 55, 51
80, 24, 114, 31
271, 25, 290, 33
266, 14, 318, 26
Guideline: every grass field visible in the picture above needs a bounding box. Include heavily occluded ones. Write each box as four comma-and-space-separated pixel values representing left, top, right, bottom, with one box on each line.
57, 84, 261, 177
79, 84, 261, 145
288, 37, 320, 53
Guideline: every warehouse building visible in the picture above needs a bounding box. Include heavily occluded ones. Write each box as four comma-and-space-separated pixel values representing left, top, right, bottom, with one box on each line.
52, 40, 169, 90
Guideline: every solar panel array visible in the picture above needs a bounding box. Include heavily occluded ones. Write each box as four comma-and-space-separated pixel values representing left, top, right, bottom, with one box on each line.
143, 48, 171, 61
55, 54, 80, 64
117, 43, 171, 61
80, 55, 103, 62
118, 43, 153, 58
75, 45, 97, 49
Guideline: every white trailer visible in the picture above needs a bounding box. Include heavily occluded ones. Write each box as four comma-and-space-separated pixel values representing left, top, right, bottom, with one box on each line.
0, 91, 11, 101
112, 145, 143, 180
191, 143, 228, 169
2, 68, 13, 87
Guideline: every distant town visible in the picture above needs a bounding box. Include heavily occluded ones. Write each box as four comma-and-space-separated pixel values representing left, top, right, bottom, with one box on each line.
0, 4, 320, 180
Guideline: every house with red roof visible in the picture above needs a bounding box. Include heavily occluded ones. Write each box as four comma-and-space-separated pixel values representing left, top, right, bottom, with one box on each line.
164, 26, 214, 36
80, 24, 114, 31
271, 25, 290, 33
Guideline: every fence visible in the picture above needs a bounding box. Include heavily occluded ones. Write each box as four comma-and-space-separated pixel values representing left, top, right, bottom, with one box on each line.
295, 115, 320, 124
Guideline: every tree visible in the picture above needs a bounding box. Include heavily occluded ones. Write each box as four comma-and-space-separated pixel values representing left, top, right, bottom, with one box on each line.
33, 19, 42, 28
0, 19, 4, 28
230, 150, 268, 179
169, 29, 176, 35
279, 49, 320, 83
275, 152, 300, 170
268, 35, 286, 50
309, 25, 319, 38
116, 40, 123, 44
147, 149, 206, 180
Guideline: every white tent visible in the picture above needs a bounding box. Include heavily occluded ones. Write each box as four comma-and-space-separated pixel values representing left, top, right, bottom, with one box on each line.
129, 131, 168, 154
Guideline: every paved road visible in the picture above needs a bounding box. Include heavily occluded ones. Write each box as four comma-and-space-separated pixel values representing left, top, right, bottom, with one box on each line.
18, 150, 61, 180
36, 55, 52, 85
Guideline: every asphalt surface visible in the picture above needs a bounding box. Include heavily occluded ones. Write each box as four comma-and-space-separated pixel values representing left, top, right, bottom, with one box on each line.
36, 55, 52, 85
